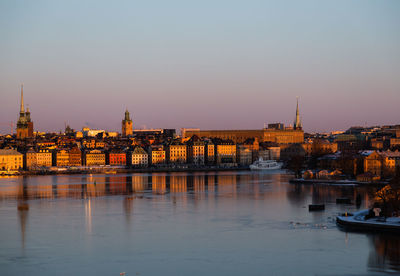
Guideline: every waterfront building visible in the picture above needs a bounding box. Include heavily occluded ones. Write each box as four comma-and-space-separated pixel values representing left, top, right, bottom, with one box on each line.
258, 146, 281, 160
269, 147, 281, 160
25, 148, 52, 170
237, 145, 252, 166
258, 149, 270, 161
25, 148, 37, 170
16, 85, 34, 139
107, 150, 126, 166
205, 142, 215, 165
0, 149, 23, 171
187, 136, 205, 165
166, 143, 187, 164
83, 149, 106, 166
37, 149, 53, 167
122, 109, 133, 137
68, 147, 82, 166
130, 146, 149, 167
215, 141, 237, 166
55, 149, 69, 167
149, 145, 166, 165
242, 138, 260, 162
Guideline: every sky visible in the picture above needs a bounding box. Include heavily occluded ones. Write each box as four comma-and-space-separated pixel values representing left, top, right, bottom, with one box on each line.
0, 0, 399, 134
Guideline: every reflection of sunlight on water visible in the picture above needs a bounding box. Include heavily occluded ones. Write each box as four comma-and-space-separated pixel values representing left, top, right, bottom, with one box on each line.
85, 199, 92, 234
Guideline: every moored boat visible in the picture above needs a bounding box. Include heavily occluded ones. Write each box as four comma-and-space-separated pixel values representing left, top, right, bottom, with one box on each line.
249, 158, 283, 171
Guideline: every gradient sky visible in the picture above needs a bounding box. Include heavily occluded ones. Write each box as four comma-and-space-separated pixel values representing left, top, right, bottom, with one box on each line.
0, 0, 399, 134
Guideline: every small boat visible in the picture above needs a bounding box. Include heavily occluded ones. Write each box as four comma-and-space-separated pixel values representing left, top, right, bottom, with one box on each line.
250, 157, 283, 171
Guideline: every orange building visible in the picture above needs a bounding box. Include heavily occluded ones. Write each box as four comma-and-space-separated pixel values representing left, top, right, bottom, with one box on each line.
107, 150, 126, 166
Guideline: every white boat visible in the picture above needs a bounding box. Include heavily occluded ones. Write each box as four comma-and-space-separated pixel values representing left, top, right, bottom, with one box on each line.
249, 158, 283, 171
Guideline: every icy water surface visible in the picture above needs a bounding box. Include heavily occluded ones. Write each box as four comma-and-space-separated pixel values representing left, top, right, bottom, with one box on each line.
0, 171, 399, 275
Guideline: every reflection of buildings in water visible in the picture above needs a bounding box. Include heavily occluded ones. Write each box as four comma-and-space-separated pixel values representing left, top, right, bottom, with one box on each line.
84, 199, 92, 234
193, 174, 206, 201
217, 174, 237, 197
286, 183, 377, 208
123, 196, 134, 227
170, 174, 187, 193
152, 174, 166, 194
18, 204, 28, 249
368, 234, 400, 272
286, 184, 308, 206
130, 175, 149, 193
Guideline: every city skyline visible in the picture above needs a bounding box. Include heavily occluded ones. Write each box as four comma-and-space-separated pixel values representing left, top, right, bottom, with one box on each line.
1, 0, 399, 133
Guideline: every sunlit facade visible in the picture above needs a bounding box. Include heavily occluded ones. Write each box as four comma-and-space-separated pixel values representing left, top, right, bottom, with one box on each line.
0, 149, 23, 171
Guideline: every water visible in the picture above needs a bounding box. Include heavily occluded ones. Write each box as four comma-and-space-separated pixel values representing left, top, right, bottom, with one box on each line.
0, 171, 399, 275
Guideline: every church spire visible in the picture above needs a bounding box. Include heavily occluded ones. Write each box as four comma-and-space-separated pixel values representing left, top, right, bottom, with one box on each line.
20, 84, 25, 114
294, 97, 302, 130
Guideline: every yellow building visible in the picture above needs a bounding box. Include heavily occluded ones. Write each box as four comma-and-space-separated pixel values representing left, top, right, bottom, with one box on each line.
206, 143, 215, 165
0, 149, 23, 171
167, 144, 187, 164
37, 149, 52, 167
25, 148, 37, 169
363, 151, 382, 176
83, 150, 106, 166
25, 148, 52, 170
56, 149, 70, 167
216, 143, 237, 165
150, 146, 166, 165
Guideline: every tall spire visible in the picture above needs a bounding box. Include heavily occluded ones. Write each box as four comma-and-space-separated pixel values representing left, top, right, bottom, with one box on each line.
20, 84, 25, 114
294, 96, 302, 130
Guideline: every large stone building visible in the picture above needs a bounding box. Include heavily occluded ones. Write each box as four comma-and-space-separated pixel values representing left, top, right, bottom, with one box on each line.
68, 147, 82, 166
25, 148, 52, 170
83, 149, 106, 166
149, 145, 166, 165
181, 99, 304, 144
182, 127, 303, 144
0, 149, 23, 171
16, 85, 34, 139
122, 109, 133, 137
166, 143, 187, 164
215, 142, 237, 166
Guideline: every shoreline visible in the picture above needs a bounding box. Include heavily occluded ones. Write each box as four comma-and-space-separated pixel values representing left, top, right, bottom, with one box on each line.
337, 210, 400, 233
1, 166, 251, 177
